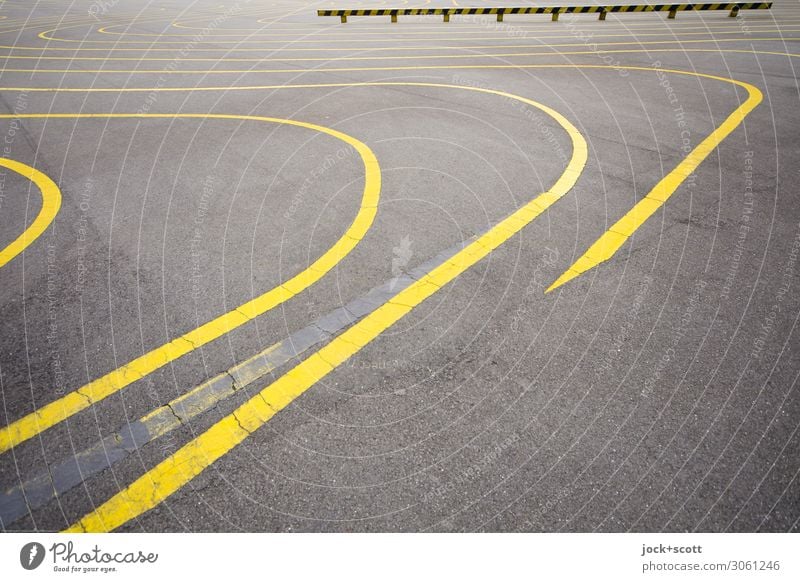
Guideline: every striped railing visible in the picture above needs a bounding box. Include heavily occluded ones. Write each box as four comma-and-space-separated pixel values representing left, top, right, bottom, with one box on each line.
318, 3, 772, 23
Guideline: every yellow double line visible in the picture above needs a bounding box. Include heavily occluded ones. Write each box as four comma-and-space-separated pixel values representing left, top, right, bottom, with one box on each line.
0, 112, 381, 455
65, 82, 588, 532
0, 65, 764, 530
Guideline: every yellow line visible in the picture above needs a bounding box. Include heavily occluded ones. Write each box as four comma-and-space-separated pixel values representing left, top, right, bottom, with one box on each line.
64, 83, 589, 533
173, 15, 800, 32
0, 35, 792, 52
36, 26, 800, 44
0, 157, 61, 269
166, 13, 797, 38
0, 58, 787, 93
61, 65, 766, 530
3, 47, 797, 74
0, 113, 381, 455
96, 21, 800, 38
0, 42, 797, 63
546, 75, 763, 292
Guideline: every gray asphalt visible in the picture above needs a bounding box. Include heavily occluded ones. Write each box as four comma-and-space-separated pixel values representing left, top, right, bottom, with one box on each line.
0, 0, 798, 532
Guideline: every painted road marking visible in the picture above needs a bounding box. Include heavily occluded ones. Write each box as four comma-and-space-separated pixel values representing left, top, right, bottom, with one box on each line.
64, 86, 588, 533
546, 77, 763, 291
36, 25, 800, 43
0, 63, 768, 298
0, 61, 777, 95
171, 14, 797, 31
3, 46, 797, 74
0, 64, 768, 529
0, 233, 475, 526
0, 157, 61, 270
95, 20, 800, 37
1, 35, 792, 52
0, 113, 381, 455
0, 43, 797, 65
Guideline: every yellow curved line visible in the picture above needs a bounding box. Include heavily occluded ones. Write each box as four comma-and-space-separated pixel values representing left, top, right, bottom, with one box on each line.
0, 157, 61, 269
0, 14, 147, 37
46, 65, 765, 531
64, 83, 589, 533
0, 113, 381, 455
546, 76, 763, 291
36, 26, 800, 44
0, 64, 770, 527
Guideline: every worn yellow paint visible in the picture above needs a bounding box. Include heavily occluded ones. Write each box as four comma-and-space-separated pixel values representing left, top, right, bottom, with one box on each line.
4, 46, 798, 74
0, 57, 789, 96
0, 113, 381, 455
56, 63, 768, 530
0, 157, 61, 269
95, 20, 797, 38
2, 64, 766, 456
168, 15, 800, 32
65, 84, 588, 533
546, 75, 763, 292
37, 26, 800, 44
0, 45, 797, 65
1, 35, 793, 53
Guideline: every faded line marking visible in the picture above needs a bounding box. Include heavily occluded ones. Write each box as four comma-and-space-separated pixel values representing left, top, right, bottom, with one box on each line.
4, 47, 797, 74
37, 26, 800, 44
0, 44, 797, 64
0, 35, 793, 53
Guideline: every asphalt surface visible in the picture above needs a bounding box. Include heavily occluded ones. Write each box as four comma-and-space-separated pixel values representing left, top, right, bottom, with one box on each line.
0, 0, 798, 532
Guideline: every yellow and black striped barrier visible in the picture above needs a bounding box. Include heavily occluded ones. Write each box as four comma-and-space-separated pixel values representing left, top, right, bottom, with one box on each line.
318, 4, 772, 24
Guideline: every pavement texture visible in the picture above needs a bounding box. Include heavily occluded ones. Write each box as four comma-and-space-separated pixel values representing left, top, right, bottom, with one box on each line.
0, 0, 798, 532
